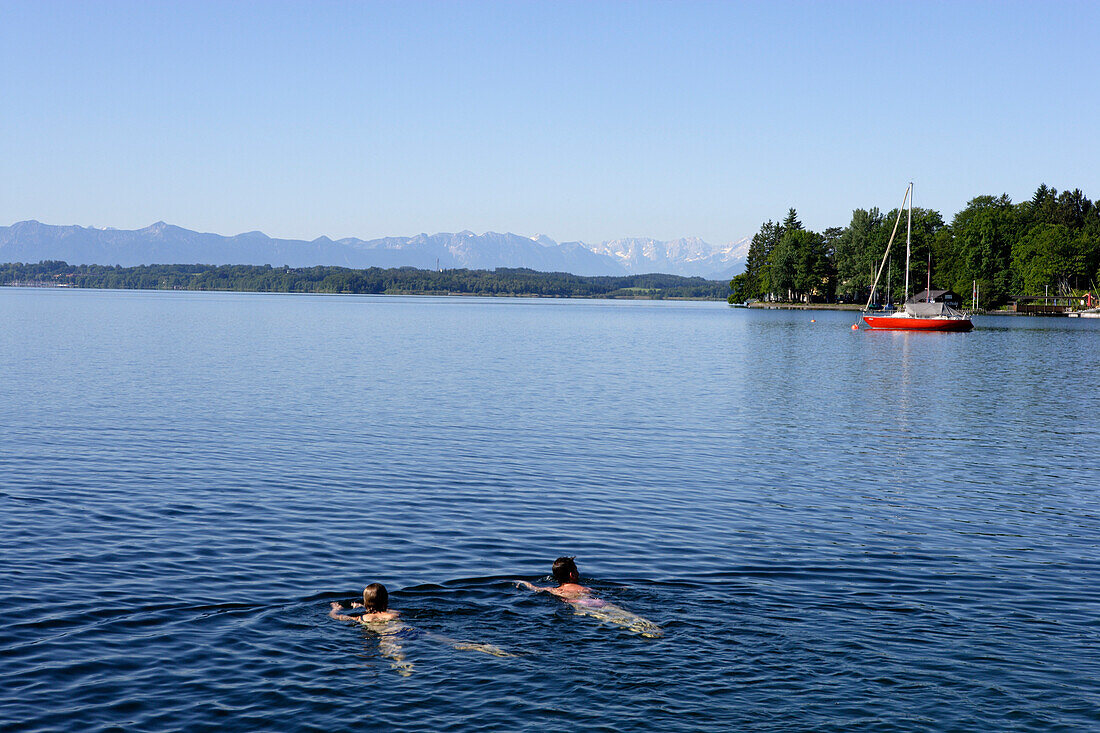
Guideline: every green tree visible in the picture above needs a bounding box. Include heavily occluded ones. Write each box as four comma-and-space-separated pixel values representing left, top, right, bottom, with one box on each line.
744, 220, 781, 299
833, 208, 885, 300
796, 229, 833, 301
766, 225, 831, 302
781, 208, 802, 233
769, 229, 799, 300
947, 194, 1019, 303
1011, 224, 1088, 295
728, 272, 750, 304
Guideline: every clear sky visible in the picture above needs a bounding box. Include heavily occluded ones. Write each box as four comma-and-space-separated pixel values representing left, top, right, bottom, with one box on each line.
2, 1, 1097, 245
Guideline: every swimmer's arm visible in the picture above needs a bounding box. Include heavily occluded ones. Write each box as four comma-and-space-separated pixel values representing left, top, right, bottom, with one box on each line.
516, 581, 586, 599
329, 602, 359, 622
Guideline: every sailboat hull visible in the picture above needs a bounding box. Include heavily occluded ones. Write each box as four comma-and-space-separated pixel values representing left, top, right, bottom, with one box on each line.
862, 315, 973, 332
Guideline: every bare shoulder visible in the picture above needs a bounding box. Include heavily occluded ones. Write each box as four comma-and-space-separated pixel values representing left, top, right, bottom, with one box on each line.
361, 610, 399, 623
549, 583, 591, 599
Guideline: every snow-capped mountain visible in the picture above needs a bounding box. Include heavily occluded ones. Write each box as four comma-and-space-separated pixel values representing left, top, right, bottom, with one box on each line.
587, 236, 750, 280
0, 221, 748, 279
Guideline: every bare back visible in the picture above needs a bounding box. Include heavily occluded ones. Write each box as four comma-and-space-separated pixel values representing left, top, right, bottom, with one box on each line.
358, 610, 400, 623
547, 582, 591, 599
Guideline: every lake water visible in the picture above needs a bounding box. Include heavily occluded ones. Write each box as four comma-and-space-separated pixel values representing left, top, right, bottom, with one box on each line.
2, 288, 1099, 732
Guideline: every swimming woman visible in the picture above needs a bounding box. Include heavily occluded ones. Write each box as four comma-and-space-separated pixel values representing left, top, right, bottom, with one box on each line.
330, 583, 413, 675
330, 583, 512, 675
517, 557, 663, 638
329, 583, 398, 622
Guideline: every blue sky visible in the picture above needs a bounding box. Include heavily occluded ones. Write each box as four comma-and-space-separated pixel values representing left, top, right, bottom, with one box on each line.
1, 1, 1097, 244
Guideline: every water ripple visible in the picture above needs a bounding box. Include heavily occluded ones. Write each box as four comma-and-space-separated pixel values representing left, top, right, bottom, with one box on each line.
1, 291, 1099, 731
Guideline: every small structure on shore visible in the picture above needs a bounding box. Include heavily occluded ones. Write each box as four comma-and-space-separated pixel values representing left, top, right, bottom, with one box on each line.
1011, 296, 1077, 315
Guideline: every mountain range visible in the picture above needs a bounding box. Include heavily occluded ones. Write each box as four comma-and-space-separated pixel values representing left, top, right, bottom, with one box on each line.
0, 220, 749, 280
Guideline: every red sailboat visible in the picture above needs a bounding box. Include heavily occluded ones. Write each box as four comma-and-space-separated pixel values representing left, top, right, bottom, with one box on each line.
861, 183, 973, 332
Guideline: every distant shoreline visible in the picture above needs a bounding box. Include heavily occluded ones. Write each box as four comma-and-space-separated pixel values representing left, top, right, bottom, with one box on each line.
0, 282, 1034, 312
0, 262, 729, 300
0, 281, 725, 302
745, 302, 863, 311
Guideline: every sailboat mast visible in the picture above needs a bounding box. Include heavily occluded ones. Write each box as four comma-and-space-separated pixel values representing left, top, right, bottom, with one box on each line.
863, 185, 911, 312
926, 250, 932, 301
887, 258, 892, 307
903, 182, 912, 303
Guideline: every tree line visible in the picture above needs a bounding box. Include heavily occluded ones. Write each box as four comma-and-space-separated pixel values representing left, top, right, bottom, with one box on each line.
732, 184, 1100, 308
0, 261, 729, 300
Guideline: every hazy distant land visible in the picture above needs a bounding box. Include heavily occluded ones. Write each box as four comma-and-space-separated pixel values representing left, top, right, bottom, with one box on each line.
0, 261, 730, 300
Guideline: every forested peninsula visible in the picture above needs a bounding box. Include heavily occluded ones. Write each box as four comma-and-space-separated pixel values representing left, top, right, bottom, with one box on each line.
732, 184, 1100, 308
0, 261, 728, 299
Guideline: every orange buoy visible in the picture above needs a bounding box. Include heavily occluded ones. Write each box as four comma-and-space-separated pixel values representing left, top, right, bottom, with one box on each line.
851, 323, 860, 330
811, 319, 816, 323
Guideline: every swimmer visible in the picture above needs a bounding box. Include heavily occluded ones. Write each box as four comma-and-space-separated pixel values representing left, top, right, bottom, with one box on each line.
330, 583, 513, 672
516, 556, 590, 599
517, 557, 663, 638
329, 583, 398, 623
330, 583, 413, 675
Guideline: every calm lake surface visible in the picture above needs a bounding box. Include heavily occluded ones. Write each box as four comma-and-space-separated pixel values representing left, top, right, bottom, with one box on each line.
3, 288, 1099, 732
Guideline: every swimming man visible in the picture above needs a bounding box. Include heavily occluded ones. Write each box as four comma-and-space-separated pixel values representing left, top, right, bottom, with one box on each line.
516, 556, 589, 599
517, 557, 663, 638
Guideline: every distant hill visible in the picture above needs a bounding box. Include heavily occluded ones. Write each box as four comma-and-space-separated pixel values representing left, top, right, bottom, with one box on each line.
0, 220, 748, 278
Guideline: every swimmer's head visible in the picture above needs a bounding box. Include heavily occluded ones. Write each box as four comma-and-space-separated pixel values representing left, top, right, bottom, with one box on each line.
552, 556, 579, 584
362, 583, 389, 612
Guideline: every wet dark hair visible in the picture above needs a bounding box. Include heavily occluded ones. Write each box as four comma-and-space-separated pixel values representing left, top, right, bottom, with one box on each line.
362, 583, 389, 612
552, 557, 579, 584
